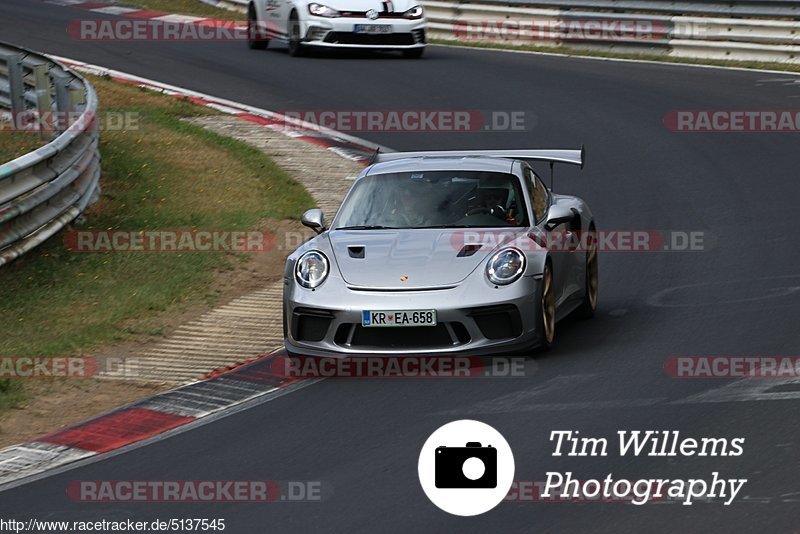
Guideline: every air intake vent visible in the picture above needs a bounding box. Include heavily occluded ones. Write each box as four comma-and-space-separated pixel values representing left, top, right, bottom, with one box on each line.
348, 246, 365, 259
457, 244, 482, 257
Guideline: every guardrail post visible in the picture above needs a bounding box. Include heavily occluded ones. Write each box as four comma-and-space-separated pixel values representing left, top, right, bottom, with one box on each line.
2, 52, 25, 113
32, 63, 53, 140
52, 70, 72, 133
70, 86, 86, 108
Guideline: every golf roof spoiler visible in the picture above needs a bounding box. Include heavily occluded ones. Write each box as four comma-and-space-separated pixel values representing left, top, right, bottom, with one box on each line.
371, 145, 586, 170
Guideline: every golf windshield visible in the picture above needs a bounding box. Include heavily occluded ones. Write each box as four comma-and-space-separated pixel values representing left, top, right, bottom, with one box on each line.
333, 171, 529, 229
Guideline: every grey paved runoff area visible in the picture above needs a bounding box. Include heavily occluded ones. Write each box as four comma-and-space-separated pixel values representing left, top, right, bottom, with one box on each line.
99, 115, 362, 385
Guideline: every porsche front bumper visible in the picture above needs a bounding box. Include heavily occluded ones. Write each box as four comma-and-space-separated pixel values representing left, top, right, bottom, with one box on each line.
283, 273, 542, 357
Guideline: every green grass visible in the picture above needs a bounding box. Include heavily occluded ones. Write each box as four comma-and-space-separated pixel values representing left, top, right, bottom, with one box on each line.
0, 76, 313, 409
0, 379, 24, 411
123, 0, 243, 20
0, 126, 46, 163
432, 38, 800, 74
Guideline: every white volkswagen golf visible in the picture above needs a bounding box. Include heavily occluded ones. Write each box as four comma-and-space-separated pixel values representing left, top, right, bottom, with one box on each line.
246, 0, 426, 57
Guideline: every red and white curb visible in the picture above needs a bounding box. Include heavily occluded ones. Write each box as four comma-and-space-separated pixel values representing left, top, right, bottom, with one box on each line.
0, 351, 308, 489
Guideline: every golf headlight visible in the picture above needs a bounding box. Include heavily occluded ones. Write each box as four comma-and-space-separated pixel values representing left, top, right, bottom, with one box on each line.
486, 248, 526, 285
295, 251, 329, 288
308, 3, 340, 17
402, 5, 424, 19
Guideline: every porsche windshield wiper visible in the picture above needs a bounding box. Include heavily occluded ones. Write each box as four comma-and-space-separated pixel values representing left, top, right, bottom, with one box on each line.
335, 225, 399, 230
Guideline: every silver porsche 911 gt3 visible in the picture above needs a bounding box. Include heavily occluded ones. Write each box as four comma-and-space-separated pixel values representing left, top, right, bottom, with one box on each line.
282, 147, 597, 356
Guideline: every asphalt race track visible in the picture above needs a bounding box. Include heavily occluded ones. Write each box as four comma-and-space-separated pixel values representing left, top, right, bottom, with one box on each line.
2, 0, 800, 531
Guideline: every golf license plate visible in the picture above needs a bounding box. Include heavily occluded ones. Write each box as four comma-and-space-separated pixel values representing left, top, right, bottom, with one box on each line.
354, 24, 392, 34
362, 309, 437, 327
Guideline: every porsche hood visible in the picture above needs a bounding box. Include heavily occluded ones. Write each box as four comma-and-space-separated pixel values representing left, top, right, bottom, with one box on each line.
327, 229, 511, 289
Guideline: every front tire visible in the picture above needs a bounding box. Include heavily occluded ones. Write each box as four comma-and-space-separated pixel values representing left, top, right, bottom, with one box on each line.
247, 6, 268, 50
288, 13, 305, 57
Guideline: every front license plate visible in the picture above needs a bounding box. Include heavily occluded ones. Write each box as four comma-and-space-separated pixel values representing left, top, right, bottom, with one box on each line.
362, 309, 437, 327
354, 24, 392, 34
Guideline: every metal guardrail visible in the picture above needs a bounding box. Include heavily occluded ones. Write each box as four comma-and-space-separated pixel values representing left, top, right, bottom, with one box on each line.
444, 0, 800, 19
0, 42, 100, 267
223, 0, 800, 18
222, 0, 800, 19
424, 1, 800, 63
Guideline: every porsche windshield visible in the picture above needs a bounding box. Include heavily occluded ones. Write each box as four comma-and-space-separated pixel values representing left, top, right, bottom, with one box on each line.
333, 171, 529, 229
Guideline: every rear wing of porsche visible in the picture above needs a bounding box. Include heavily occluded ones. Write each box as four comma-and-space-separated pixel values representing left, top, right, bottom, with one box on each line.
371, 146, 585, 169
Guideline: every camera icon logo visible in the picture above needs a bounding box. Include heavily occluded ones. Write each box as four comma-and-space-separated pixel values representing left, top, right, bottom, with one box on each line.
418, 420, 514, 516
435, 442, 497, 489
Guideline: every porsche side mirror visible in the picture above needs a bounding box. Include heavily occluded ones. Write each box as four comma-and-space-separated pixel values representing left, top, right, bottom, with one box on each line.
544, 205, 574, 231
301, 208, 326, 234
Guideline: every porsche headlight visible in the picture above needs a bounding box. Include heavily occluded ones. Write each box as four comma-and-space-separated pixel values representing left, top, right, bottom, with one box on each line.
295, 251, 329, 288
308, 3, 341, 17
402, 5, 424, 19
486, 248, 526, 286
